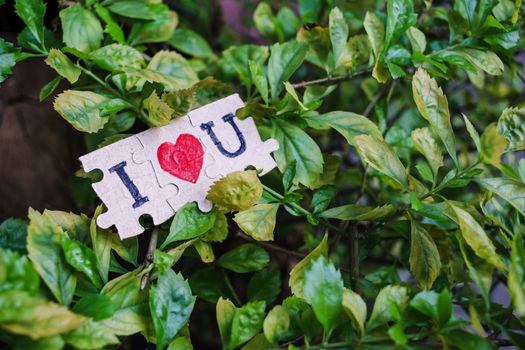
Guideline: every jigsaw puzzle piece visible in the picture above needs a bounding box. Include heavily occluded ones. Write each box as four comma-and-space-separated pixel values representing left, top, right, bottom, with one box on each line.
132, 115, 218, 213
188, 94, 279, 179
80, 136, 177, 239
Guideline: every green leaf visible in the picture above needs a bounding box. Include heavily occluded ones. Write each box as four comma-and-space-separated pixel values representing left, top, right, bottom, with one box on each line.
271, 118, 323, 188
100, 269, 150, 335
497, 106, 525, 151
128, 6, 177, 46
207, 170, 263, 212
477, 177, 525, 216
411, 127, 443, 178
230, 301, 266, 349
217, 244, 270, 273
27, 208, 76, 306
407, 26, 426, 52
480, 123, 507, 166
0, 38, 23, 83
342, 288, 367, 336
234, 204, 279, 241
289, 234, 328, 297
364, 11, 385, 60
0, 247, 39, 294
319, 204, 395, 221
189, 267, 231, 303
216, 297, 236, 345
368, 285, 409, 325
412, 67, 457, 164
14, 0, 46, 48
44, 49, 80, 83
247, 268, 281, 305
62, 235, 102, 289
450, 203, 506, 269
169, 28, 213, 58
147, 50, 199, 90
161, 87, 196, 118
303, 256, 344, 336
354, 135, 407, 188
53, 90, 119, 133
384, 0, 417, 49
72, 293, 114, 320
60, 4, 103, 53
253, 3, 277, 40
0, 290, 86, 338
0, 333, 64, 350
168, 336, 193, 350
303, 111, 382, 145
509, 232, 525, 317
268, 41, 308, 100
88, 43, 144, 71
201, 211, 228, 243
299, 0, 321, 23
445, 329, 493, 350
94, 4, 125, 44
249, 59, 269, 105
223, 45, 268, 90
150, 269, 196, 350
409, 219, 441, 290
263, 305, 289, 344
329, 7, 349, 68
90, 205, 111, 284
39, 76, 62, 101
0, 217, 28, 253
458, 48, 504, 76
162, 202, 216, 249
63, 319, 119, 349
107, 1, 162, 20
410, 289, 452, 326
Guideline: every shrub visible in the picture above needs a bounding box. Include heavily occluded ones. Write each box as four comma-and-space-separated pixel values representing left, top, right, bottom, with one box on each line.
0, 0, 524, 349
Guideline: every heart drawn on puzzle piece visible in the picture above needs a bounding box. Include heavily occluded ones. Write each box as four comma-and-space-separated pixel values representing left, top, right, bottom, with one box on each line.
157, 133, 204, 183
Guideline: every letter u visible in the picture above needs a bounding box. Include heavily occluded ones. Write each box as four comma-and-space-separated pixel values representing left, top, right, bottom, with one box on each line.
200, 113, 247, 158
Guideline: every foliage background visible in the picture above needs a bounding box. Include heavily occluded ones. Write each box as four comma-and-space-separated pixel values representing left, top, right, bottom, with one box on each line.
0, 0, 524, 349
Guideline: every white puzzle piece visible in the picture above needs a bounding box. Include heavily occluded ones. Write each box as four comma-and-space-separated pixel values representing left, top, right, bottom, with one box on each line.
80, 136, 177, 238
80, 94, 279, 239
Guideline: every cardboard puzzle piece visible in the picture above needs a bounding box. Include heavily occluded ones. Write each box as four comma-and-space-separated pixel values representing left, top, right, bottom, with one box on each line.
81, 94, 279, 239
80, 136, 177, 238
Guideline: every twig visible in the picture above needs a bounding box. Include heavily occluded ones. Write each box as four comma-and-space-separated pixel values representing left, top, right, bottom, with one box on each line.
140, 228, 159, 290
348, 222, 359, 291
291, 68, 369, 89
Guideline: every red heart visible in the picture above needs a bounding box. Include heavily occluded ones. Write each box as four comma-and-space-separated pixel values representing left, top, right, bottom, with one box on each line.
157, 134, 204, 183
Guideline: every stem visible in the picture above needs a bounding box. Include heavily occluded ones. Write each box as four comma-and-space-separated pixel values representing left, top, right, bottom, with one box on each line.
349, 222, 359, 291
221, 269, 241, 306
291, 67, 369, 89
263, 185, 311, 217
140, 228, 159, 290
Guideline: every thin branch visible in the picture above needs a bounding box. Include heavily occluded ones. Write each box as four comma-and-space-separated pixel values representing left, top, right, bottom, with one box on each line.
291, 68, 369, 89
140, 228, 159, 290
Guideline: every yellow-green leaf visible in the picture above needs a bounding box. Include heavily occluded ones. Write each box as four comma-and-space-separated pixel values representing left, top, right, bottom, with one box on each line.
457, 234, 493, 304
368, 285, 409, 325
412, 67, 457, 164
143, 91, 174, 127
411, 127, 443, 178
207, 170, 263, 212
342, 288, 367, 336
354, 135, 407, 189
194, 240, 215, 263
0, 290, 86, 339
263, 305, 289, 344
450, 204, 506, 270
480, 123, 507, 167
147, 50, 199, 90
459, 48, 504, 76
234, 204, 279, 241
216, 297, 236, 345
409, 219, 441, 290
289, 234, 328, 298
45, 49, 81, 84
63, 319, 119, 349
